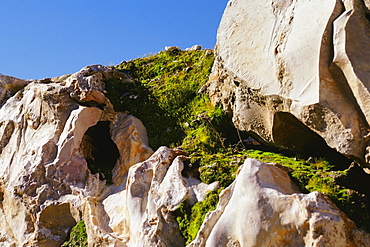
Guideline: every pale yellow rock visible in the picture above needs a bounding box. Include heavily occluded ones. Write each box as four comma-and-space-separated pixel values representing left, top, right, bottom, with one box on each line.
0, 74, 29, 105
332, 2, 370, 123
111, 113, 153, 186
189, 158, 370, 247
0, 64, 216, 246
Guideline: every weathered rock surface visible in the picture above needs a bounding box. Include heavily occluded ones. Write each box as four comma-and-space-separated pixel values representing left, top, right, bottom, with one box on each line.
85, 147, 218, 247
185, 45, 202, 51
0, 65, 217, 246
0, 74, 29, 106
0, 65, 136, 246
189, 158, 370, 247
2, 0, 370, 243
205, 0, 370, 167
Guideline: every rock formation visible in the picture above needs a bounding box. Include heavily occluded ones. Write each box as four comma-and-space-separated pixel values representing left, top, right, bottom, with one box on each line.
205, 0, 370, 168
85, 147, 218, 246
1, 0, 370, 245
0, 65, 217, 246
189, 158, 370, 247
0, 74, 30, 106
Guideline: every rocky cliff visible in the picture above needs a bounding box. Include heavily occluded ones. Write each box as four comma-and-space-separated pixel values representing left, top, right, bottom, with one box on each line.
1, 0, 370, 246
206, 0, 370, 169
0, 64, 218, 246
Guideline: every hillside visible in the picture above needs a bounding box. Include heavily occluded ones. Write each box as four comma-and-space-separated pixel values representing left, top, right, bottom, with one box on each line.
64, 47, 369, 245
0, 0, 370, 246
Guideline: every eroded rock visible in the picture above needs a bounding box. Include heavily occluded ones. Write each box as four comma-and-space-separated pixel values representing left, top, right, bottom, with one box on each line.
0, 65, 217, 246
0, 65, 152, 246
84, 146, 218, 246
189, 158, 370, 247
205, 0, 370, 167
0, 74, 29, 106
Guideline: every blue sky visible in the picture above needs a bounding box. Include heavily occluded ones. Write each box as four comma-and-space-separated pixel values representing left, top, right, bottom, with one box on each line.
1, 1, 228, 79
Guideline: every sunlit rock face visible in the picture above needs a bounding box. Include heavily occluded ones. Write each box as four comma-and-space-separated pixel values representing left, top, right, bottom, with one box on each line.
0, 65, 217, 246
85, 146, 218, 247
206, 0, 370, 168
0, 65, 144, 245
0, 74, 30, 106
189, 158, 370, 247
0, 65, 139, 245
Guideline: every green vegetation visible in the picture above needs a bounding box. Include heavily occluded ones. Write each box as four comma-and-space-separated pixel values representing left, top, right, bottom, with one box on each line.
240, 150, 342, 195
175, 190, 220, 245
108, 49, 232, 151
62, 220, 88, 247
102, 49, 369, 243
107, 49, 236, 244
174, 149, 370, 243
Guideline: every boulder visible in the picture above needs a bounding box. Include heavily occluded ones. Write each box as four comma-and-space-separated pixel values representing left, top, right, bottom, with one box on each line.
189, 158, 370, 247
165, 46, 182, 55
205, 0, 370, 167
165, 46, 181, 51
185, 45, 202, 51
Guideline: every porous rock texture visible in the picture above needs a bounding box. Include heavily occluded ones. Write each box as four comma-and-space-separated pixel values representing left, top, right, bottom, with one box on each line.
205, 0, 370, 167
0, 66, 217, 246
189, 158, 370, 247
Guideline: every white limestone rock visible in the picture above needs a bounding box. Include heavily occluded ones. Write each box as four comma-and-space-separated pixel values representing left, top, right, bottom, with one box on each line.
0, 65, 152, 246
189, 158, 370, 247
111, 113, 153, 186
0, 64, 217, 246
85, 146, 218, 247
185, 45, 202, 51
165, 46, 181, 52
206, 0, 370, 167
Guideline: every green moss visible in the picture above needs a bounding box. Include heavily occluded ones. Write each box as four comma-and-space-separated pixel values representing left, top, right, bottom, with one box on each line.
175, 190, 220, 245
107, 49, 238, 244
239, 149, 370, 231
176, 149, 370, 241
108, 49, 232, 152
104, 49, 369, 239
62, 220, 87, 247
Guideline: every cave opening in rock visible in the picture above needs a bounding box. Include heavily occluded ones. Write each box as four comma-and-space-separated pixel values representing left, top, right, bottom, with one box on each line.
272, 112, 352, 169
81, 121, 120, 183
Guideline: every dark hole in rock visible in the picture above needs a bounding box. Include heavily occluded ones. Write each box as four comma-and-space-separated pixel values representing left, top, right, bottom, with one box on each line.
182, 159, 200, 179
272, 112, 351, 169
0, 191, 3, 208
233, 80, 240, 87
0, 121, 15, 155
81, 121, 120, 184
366, 13, 370, 23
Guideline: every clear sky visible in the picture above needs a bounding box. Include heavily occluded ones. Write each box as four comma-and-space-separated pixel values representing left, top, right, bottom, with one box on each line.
1, 1, 228, 80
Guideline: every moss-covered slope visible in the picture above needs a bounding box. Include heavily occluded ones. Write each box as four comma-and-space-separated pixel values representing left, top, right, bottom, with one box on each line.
100, 49, 369, 244
109, 48, 233, 152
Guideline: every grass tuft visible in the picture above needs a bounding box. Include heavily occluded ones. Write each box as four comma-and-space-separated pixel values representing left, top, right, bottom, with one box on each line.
61, 220, 87, 247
